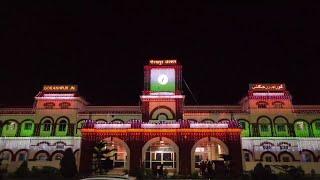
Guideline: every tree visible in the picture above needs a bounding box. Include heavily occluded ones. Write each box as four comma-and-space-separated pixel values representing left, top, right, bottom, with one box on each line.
60, 148, 78, 178
93, 141, 116, 174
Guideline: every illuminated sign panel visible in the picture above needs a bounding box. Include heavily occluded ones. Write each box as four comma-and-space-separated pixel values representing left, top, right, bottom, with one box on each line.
43, 85, 78, 92
250, 84, 285, 91
150, 68, 175, 92
149, 60, 177, 66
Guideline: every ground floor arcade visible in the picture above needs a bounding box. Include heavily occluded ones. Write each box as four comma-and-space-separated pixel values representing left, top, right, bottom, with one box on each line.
79, 127, 242, 176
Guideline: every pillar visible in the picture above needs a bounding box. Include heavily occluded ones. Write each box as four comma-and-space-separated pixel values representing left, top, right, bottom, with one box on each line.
79, 136, 95, 175
67, 123, 75, 136
34, 123, 40, 136
16, 123, 21, 137
51, 123, 56, 136
288, 123, 295, 137
127, 139, 143, 175
177, 137, 193, 175
226, 134, 243, 177
252, 123, 259, 137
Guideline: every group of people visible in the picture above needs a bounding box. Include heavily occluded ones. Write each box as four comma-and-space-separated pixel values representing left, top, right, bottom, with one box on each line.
199, 160, 216, 177
252, 163, 277, 180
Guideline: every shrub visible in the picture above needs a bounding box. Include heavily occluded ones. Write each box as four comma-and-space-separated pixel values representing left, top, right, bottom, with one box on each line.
135, 167, 145, 179
29, 166, 61, 178
191, 171, 200, 179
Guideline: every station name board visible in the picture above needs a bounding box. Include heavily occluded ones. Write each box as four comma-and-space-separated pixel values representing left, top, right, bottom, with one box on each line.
250, 84, 285, 91
149, 59, 177, 66
43, 85, 78, 92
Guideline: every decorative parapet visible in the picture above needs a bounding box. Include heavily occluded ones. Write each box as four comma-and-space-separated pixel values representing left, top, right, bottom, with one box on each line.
84, 119, 241, 129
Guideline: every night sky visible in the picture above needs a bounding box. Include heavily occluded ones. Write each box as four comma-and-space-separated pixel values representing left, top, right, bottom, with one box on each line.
1, 2, 320, 106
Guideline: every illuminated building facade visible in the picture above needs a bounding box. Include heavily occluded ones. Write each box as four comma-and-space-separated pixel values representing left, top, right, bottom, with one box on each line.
0, 60, 320, 175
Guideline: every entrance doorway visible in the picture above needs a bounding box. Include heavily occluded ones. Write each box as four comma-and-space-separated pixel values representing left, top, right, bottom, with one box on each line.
92, 137, 130, 173
142, 137, 179, 173
191, 137, 229, 173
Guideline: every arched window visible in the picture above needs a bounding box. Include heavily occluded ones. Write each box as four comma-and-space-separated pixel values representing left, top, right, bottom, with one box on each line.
257, 101, 268, 109
0, 150, 13, 163
59, 102, 71, 109
278, 152, 295, 162
239, 119, 250, 137
311, 120, 320, 137
2, 120, 18, 137
76, 119, 86, 136
243, 150, 253, 162
274, 116, 289, 137
58, 120, 67, 131
273, 101, 284, 108
261, 152, 277, 162
37, 154, 48, 161
56, 117, 69, 137
34, 151, 50, 161
294, 120, 310, 137
43, 120, 51, 131
20, 120, 34, 137
44, 102, 55, 109
40, 117, 53, 137
150, 106, 175, 120
51, 151, 64, 161
111, 119, 124, 124
257, 116, 273, 137
301, 150, 315, 162
15, 150, 28, 161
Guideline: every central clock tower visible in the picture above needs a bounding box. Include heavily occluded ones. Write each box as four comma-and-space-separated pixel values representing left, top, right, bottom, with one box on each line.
140, 60, 184, 122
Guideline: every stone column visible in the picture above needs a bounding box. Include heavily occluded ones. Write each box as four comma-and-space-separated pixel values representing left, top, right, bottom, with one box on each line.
288, 123, 295, 137
252, 123, 259, 137
79, 136, 95, 175
34, 123, 40, 136
16, 123, 21, 137
127, 137, 143, 176
51, 123, 56, 136
177, 137, 193, 175
67, 123, 75, 136
226, 135, 243, 177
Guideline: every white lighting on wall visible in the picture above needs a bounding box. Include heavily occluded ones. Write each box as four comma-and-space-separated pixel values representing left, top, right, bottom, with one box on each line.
43, 94, 75, 97
94, 124, 131, 129
141, 124, 180, 129
190, 123, 228, 129
253, 93, 284, 96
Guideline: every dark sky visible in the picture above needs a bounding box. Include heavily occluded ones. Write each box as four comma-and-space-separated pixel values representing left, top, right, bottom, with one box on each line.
1, 2, 320, 106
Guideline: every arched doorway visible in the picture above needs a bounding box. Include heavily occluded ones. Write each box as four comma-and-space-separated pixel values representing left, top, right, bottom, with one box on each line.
142, 137, 179, 173
191, 137, 229, 173
92, 137, 130, 173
